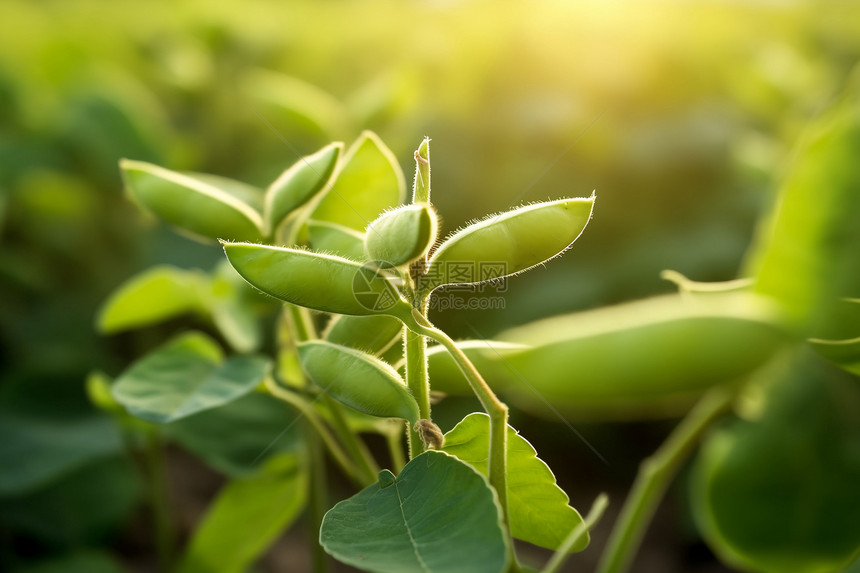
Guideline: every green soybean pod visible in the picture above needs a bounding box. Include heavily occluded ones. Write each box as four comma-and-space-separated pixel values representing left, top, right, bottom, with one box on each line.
424, 195, 595, 292
221, 242, 413, 320
496, 293, 788, 419
298, 341, 419, 424
263, 142, 342, 237
324, 315, 403, 355
423, 340, 527, 396
120, 159, 264, 242
364, 203, 438, 266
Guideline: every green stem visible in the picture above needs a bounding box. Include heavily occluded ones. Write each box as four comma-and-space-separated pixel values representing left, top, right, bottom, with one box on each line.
404, 303, 431, 458
414, 323, 509, 520
596, 386, 736, 573
306, 424, 330, 573
287, 303, 317, 341
145, 430, 174, 572
542, 493, 609, 573
323, 395, 379, 486
264, 378, 364, 488
386, 425, 407, 474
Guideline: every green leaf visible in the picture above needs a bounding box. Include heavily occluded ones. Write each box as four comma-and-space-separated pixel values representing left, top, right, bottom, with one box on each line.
298, 340, 419, 424
13, 551, 124, 573
178, 453, 307, 573
324, 314, 403, 355
222, 242, 413, 319
808, 336, 860, 376
443, 413, 588, 552
424, 196, 594, 292
96, 265, 204, 334
0, 410, 121, 496
308, 219, 367, 260
744, 95, 860, 335
0, 456, 140, 546
120, 159, 264, 242
320, 451, 509, 573
167, 392, 300, 477
311, 131, 406, 230
364, 203, 438, 266
264, 142, 342, 236
112, 331, 270, 423
691, 349, 860, 573
497, 293, 787, 418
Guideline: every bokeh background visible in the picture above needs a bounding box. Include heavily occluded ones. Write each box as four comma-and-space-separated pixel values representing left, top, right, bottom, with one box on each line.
1, 0, 859, 571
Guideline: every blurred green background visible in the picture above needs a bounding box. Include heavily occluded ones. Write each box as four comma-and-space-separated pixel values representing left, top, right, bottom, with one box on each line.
1, 0, 858, 571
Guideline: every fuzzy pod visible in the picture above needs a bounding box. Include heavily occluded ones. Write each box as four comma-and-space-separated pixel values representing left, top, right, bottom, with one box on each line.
120, 159, 264, 242
221, 242, 413, 320
423, 196, 595, 292
264, 142, 342, 237
298, 341, 420, 424
364, 203, 438, 267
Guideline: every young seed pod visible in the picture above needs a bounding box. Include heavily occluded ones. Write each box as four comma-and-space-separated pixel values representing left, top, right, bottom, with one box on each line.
424, 196, 595, 292
298, 341, 420, 424
364, 203, 438, 267
264, 142, 342, 237
308, 220, 366, 261
221, 242, 413, 320
324, 315, 404, 356
120, 159, 264, 242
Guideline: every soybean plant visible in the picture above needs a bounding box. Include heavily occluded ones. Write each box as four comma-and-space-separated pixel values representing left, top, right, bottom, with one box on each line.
99, 132, 600, 573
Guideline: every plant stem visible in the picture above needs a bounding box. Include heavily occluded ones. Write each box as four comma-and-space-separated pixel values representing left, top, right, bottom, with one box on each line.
412, 137, 431, 203
404, 299, 432, 457
542, 493, 609, 573
286, 303, 317, 341
264, 378, 364, 488
144, 430, 174, 572
596, 386, 735, 573
414, 323, 510, 520
322, 395, 379, 486
386, 425, 407, 474
306, 426, 330, 573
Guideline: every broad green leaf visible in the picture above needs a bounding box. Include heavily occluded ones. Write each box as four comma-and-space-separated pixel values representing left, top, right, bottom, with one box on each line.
0, 456, 140, 546
424, 196, 595, 292
120, 159, 264, 242
364, 203, 438, 266
424, 340, 527, 396
744, 94, 860, 334
97, 265, 203, 334
497, 293, 787, 418
324, 314, 403, 355
112, 331, 270, 423
178, 453, 307, 573
443, 413, 588, 552
691, 349, 860, 573
308, 219, 367, 260
0, 409, 121, 495
298, 340, 419, 424
264, 142, 342, 236
167, 392, 299, 476
320, 451, 509, 573
311, 131, 406, 230
222, 242, 413, 320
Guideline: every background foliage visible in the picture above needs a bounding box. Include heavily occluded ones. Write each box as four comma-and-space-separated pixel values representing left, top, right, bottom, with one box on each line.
1, 0, 859, 571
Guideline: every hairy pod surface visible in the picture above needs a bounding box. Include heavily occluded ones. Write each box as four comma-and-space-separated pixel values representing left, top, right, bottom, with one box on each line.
264, 142, 342, 237
120, 159, 264, 242
221, 242, 412, 319
364, 203, 438, 266
424, 196, 595, 292
308, 220, 366, 260
298, 341, 419, 424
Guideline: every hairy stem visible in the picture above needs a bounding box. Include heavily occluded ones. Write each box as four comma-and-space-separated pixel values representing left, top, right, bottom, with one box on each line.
596, 386, 735, 573
404, 296, 432, 457
264, 378, 365, 488
323, 395, 379, 486
412, 137, 431, 203
414, 323, 509, 519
